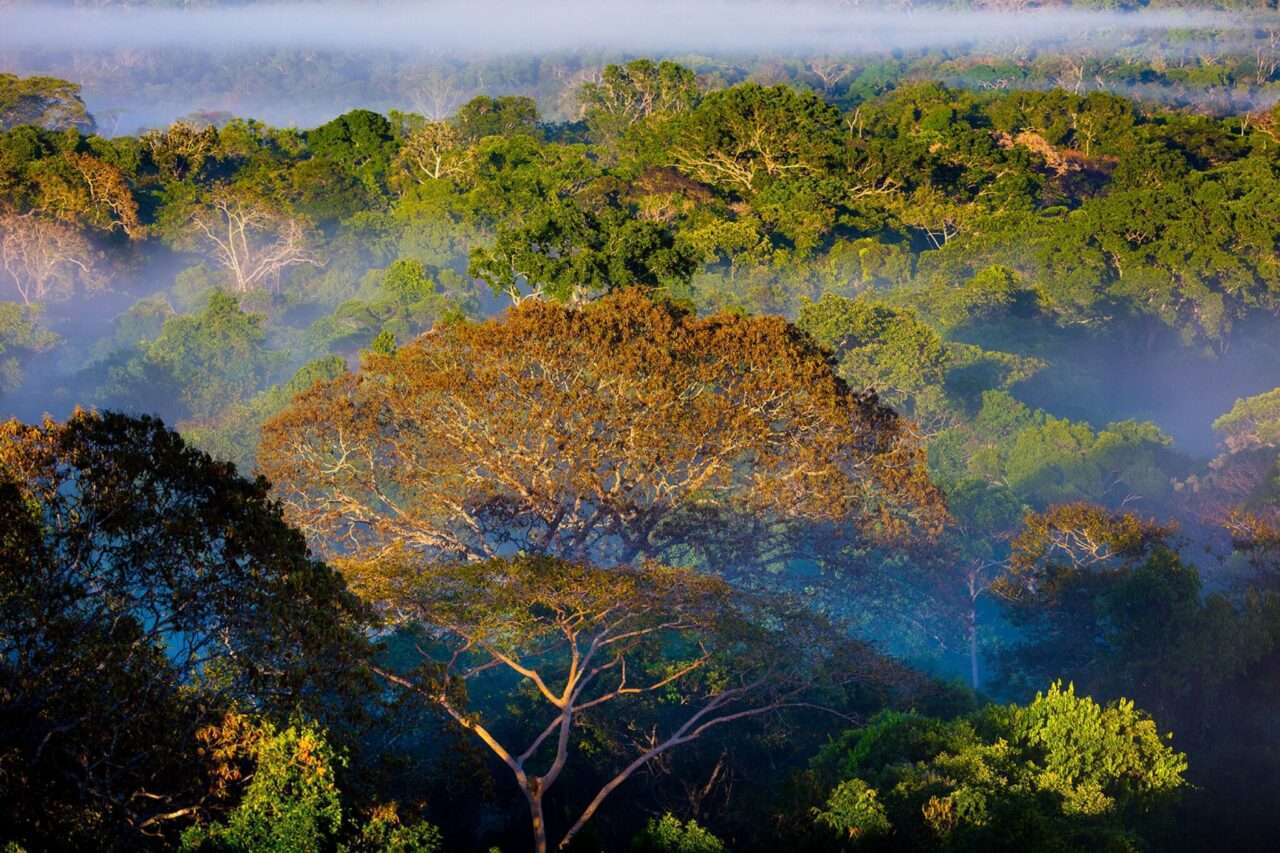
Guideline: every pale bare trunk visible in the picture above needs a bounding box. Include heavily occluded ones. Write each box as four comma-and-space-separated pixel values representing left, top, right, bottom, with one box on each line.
968, 606, 980, 691
966, 568, 982, 691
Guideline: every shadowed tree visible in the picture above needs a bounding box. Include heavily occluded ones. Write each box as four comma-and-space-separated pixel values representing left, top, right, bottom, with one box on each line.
993, 503, 1181, 693
0, 411, 368, 849
999, 503, 1176, 601
0, 300, 57, 394
924, 479, 1025, 691
1224, 509, 1280, 590
346, 552, 889, 853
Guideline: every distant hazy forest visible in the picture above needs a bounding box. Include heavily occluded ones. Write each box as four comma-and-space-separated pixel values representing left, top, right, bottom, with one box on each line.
2, 0, 1280, 131
3, 2, 1280, 852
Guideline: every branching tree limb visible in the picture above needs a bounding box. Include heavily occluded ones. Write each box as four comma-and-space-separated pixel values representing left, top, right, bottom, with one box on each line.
347, 553, 878, 853
189, 187, 322, 294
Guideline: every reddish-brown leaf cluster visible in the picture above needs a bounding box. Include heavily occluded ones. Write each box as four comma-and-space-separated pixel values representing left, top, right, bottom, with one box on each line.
998, 502, 1176, 604
260, 289, 945, 568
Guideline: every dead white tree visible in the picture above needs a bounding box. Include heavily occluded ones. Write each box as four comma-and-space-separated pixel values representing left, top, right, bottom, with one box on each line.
408, 67, 467, 121
808, 58, 854, 94
1057, 54, 1088, 96
0, 211, 98, 305
394, 121, 473, 184
189, 189, 321, 294
1256, 29, 1280, 86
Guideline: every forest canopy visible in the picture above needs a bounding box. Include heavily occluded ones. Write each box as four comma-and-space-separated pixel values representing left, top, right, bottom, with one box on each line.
2, 14, 1280, 849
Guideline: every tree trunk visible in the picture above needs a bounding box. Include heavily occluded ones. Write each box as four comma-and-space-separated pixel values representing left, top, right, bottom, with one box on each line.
527, 787, 549, 853
967, 605, 980, 692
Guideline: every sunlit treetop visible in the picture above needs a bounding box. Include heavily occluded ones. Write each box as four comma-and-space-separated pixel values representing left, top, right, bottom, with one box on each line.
1214, 386, 1280, 454
260, 288, 946, 572
814, 681, 1188, 852
997, 501, 1178, 605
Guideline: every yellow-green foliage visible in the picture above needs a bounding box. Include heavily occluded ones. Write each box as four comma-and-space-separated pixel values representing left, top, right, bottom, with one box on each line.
1213, 387, 1280, 453
813, 682, 1187, 851
181, 718, 346, 853
631, 814, 727, 853
181, 717, 442, 853
1002, 682, 1188, 816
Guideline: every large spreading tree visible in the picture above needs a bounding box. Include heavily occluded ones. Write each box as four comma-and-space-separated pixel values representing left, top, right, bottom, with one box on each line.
259, 289, 944, 574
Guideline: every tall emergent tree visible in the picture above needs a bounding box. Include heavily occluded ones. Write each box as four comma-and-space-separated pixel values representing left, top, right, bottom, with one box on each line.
0, 411, 368, 849
260, 289, 944, 573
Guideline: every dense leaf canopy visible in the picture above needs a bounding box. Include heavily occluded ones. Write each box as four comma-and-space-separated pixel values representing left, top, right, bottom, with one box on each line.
260, 289, 945, 570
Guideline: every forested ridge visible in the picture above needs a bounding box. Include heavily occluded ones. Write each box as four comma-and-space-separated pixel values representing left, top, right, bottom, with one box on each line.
3, 39, 1280, 852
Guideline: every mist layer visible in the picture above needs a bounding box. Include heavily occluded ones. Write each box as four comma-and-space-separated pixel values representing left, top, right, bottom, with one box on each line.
0, 2, 1250, 55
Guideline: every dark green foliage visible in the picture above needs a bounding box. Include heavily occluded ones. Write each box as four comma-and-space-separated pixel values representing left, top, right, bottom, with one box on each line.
454, 95, 540, 142
306, 109, 397, 199
144, 290, 280, 421
468, 196, 698, 301
0, 302, 56, 393
0, 411, 369, 850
